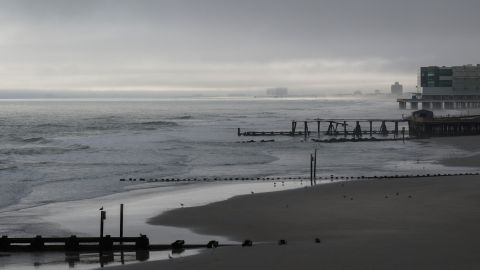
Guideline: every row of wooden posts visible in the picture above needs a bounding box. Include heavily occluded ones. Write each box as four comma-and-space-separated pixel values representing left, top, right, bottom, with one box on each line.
292, 120, 407, 139
309, 149, 318, 186
120, 170, 480, 184
238, 119, 408, 140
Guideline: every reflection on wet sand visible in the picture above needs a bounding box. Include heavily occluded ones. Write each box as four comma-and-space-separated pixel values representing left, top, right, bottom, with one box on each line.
2, 249, 198, 270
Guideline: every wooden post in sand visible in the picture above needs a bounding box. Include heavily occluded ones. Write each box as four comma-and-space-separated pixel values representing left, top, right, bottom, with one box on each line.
313, 149, 317, 185
304, 121, 309, 140
120, 204, 124, 245
317, 121, 320, 137
310, 154, 313, 186
100, 209, 106, 249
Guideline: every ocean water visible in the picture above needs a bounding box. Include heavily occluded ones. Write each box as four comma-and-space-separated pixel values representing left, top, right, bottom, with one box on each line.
0, 97, 478, 269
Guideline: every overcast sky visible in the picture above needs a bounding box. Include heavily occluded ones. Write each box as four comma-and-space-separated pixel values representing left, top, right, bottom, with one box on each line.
1, 0, 479, 93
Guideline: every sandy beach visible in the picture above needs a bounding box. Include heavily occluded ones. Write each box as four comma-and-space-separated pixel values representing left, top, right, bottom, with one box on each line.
103, 174, 480, 270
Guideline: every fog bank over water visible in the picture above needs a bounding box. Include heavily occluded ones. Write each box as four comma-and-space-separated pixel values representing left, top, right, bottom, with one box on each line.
1, 0, 479, 92
0, 89, 389, 99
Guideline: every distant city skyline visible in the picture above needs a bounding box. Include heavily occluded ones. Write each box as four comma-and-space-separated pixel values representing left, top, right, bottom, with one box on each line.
1, 0, 479, 93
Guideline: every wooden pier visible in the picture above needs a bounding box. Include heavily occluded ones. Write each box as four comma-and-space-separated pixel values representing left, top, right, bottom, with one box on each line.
408, 110, 480, 137
238, 118, 408, 139
238, 110, 480, 139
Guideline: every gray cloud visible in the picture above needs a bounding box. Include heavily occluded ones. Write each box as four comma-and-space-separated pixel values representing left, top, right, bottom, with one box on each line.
0, 0, 479, 92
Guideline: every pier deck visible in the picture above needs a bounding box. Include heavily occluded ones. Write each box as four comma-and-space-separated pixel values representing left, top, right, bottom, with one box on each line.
397, 98, 480, 110
408, 113, 480, 137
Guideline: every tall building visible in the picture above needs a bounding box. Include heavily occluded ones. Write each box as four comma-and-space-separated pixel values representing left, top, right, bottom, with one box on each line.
266, 87, 288, 97
418, 64, 480, 99
391, 82, 403, 96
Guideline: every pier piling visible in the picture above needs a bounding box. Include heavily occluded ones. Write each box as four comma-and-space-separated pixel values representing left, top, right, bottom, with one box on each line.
100, 209, 106, 249
120, 204, 124, 245
304, 121, 309, 140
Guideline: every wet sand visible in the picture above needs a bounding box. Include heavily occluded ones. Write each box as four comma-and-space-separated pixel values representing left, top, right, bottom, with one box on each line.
107, 175, 480, 270
431, 136, 480, 167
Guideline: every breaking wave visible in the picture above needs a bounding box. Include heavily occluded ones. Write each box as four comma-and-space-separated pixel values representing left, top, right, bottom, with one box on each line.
0, 160, 17, 171
22, 137, 50, 144
6, 136, 50, 144
139, 121, 178, 126
172, 115, 193, 120
0, 144, 90, 156
35, 123, 71, 128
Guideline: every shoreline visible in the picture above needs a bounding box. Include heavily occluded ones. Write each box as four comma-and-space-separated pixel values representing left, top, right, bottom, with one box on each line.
110, 174, 480, 270
2, 134, 476, 237
0, 180, 301, 240
3, 136, 480, 269
106, 136, 480, 270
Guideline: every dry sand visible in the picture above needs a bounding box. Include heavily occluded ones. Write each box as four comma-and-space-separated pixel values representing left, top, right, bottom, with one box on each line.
107, 175, 480, 270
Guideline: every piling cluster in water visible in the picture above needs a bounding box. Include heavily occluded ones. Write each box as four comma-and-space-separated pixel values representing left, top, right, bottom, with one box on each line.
311, 137, 411, 143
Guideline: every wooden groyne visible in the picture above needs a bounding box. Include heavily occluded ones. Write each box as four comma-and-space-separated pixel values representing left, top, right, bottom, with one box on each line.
119, 172, 479, 183
1, 235, 148, 252
0, 235, 228, 252
0, 204, 229, 254
238, 118, 408, 139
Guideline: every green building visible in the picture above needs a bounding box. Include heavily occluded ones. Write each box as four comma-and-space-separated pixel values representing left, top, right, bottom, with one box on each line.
399, 65, 480, 110
419, 65, 480, 98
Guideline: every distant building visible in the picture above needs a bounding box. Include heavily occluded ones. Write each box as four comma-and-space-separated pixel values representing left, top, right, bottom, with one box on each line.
353, 90, 362, 96
398, 64, 480, 110
391, 82, 403, 96
266, 87, 288, 97
374, 89, 381, 95
419, 64, 480, 99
